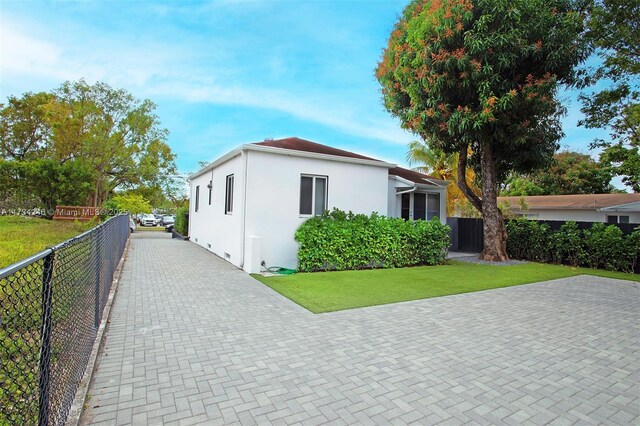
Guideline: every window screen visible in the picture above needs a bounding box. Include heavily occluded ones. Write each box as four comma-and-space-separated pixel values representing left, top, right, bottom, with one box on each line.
414, 193, 426, 220
314, 178, 327, 215
300, 176, 313, 215
225, 175, 234, 214
427, 193, 440, 220
401, 193, 410, 220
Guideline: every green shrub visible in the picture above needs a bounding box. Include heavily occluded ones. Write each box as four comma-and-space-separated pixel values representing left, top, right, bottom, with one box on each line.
507, 219, 639, 273
174, 206, 189, 236
550, 221, 585, 267
582, 223, 630, 271
506, 218, 551, 262
295, 209, 450, 272
625, 228, 640, 273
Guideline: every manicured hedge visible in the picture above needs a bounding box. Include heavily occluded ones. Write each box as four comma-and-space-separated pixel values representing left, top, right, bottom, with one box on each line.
507, 219, 640, 273
174, 206, 189, 236
295, 209, 450, 272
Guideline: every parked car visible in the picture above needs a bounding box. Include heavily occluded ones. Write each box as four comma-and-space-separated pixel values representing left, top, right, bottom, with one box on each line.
141, 214, 157, 227
160, 215, 175, 227
129, 218, 137, 233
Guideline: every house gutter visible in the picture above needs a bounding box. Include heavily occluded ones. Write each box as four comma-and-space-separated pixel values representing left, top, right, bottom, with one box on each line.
396, 187, 417, 195
239, 149, 249, 269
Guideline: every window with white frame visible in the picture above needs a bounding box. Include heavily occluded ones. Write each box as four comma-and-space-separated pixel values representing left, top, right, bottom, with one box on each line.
299, 175, 327, 216
208, 180, 212, 205
607, 215, 629, 224
225, 174, 234, 214
195, 185, 200, 212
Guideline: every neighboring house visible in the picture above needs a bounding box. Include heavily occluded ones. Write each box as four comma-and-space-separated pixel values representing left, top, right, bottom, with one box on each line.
188, 137, 447, 273
499, 194, 640, 224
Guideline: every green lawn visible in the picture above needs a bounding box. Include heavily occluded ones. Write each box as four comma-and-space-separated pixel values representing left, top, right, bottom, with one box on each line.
0, 216, 95, 268
252, 261, 639, 313
136, 225, 165, 232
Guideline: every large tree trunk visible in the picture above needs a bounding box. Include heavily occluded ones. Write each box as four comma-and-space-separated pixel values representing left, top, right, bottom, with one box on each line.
480, 144, 509, 261
456, 145, 482, 213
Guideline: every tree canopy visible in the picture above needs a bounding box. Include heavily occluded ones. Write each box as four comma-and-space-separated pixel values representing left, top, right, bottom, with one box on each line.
377, 0, 589, 260
0, 80, 177, 211
580, 0, 639, 191
103, 194, 152, 215
502, 151, 615, 195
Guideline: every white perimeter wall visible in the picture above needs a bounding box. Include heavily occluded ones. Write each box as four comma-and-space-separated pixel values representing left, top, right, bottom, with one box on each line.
189, 154, 245, 268
244, 150, 390, 271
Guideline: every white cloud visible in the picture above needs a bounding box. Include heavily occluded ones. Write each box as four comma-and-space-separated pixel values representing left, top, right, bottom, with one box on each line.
148, 80, 411, 145
0, 22, 64, 78
0, 14, 410, 146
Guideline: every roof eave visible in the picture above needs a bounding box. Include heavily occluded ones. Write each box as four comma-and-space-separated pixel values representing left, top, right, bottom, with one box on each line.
188, 145, 248, 180
420, 178, 448, 188
598, 201, 640, 212
389, 174, 446, 189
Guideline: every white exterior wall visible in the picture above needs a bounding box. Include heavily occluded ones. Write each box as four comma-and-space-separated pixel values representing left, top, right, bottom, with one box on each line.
189, 153, 245, 268
519, 209, 640, 223
387, 179, 399, 217
243, 150, 390, 271
626, 212, 640, 223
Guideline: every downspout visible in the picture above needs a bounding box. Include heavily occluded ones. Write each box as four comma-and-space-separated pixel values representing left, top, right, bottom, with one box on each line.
187, 179, 191, 237
396, 187, 417, 195
239, 149, 249, 269
395, 187, 416, 219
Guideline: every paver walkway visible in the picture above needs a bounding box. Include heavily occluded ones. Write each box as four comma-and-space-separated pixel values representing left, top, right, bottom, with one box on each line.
81, 232, 640, 425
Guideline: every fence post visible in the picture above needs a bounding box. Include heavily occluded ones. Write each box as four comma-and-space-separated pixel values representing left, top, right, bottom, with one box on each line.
94, 226, 101, 329
38, 250, 54, 426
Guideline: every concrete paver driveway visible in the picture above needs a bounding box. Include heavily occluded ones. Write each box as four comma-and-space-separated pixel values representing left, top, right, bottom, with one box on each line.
81, 232, 639, 425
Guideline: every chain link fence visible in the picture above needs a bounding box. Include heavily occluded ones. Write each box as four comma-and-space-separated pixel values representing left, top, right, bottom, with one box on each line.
0, 214, 130, 425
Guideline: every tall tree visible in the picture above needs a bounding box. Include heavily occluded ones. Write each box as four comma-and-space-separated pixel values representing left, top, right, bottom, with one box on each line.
0, 80, 177, 207
47, 80, 176, 205
0, 92, 53, 160
406, 140, 456, 177
580, 0, 639, 191
502, 151, 615, 195
376, 0, 588, 260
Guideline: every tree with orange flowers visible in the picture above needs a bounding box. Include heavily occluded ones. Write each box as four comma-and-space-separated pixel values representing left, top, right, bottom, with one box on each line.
376, 0, 589, 261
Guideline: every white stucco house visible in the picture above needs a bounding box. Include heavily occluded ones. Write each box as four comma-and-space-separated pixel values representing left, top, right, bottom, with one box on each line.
499, 194, 640, 224
188, 137, 447, 273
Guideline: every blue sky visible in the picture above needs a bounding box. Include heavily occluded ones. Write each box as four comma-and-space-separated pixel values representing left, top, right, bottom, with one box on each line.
0, 0, 609, 178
